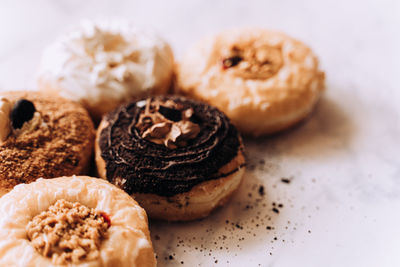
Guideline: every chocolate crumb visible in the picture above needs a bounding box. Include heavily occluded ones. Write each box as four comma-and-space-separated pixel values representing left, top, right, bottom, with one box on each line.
169, 255, 174, 260
281, 178, 291, 184
235, 223, 243, 230
272, 208, 279, 214
258, 185, 265, 196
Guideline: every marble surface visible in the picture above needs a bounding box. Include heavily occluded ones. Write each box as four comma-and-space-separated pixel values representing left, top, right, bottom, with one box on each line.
1, 0, 399, 266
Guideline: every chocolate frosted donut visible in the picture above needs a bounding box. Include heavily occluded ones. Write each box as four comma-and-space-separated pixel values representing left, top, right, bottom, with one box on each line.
95, 96, 246, 221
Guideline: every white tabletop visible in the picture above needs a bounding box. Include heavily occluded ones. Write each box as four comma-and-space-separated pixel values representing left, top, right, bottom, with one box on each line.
0, 1, 399, 266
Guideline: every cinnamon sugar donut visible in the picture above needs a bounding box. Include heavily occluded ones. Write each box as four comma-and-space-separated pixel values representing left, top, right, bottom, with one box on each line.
177, 28, 325, 136
0, 176, 156, 266
0, 91, 94, 196
95, 96, 246, 221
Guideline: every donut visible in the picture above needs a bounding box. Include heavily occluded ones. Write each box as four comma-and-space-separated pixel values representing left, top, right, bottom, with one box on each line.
95, 96, 246, 221
37, 20, 175, 123
0, 91, 94, 196
176, 28, 325, 136
0, 176, 156, 266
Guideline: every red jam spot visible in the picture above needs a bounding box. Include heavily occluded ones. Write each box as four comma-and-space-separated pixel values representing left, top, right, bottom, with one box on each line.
100, 212, 111, 227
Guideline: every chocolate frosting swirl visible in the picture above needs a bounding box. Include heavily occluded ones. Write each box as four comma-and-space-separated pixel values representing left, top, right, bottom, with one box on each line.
99, 96, 243, 197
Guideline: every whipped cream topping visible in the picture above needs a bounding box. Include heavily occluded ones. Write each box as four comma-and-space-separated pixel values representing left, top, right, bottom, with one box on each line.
38, 20, 174, 118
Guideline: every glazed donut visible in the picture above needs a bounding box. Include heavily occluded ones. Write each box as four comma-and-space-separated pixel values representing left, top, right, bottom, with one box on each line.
37, 20, 175, 123
0, 176, 156, 267
95, 96, 246, 221
176, 28, 325, 136
0, 91, 94, 197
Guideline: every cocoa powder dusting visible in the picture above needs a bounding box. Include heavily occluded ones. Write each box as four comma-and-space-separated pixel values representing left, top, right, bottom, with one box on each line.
0, 92, 94, 191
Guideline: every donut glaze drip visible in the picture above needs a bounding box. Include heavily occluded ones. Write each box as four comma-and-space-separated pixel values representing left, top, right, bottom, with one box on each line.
99, 96, 242, 197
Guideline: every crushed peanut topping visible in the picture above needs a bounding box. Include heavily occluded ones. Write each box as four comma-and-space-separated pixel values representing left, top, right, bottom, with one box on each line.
221, 42, 283, 79
26, 199, 109, 265
135, 99, 200, 149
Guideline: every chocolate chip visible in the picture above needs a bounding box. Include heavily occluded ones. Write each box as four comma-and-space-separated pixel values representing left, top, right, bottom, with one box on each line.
159, 105, 182, 122
10, 99, 36, 129
272, 208, 279, 214
189, 113, 203, 125
222, 56, 243, 69
258, 185, 265, 196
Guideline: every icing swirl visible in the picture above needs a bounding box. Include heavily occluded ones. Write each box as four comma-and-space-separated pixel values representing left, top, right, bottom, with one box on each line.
135, 99, 200, 149
99, 96, 243, 197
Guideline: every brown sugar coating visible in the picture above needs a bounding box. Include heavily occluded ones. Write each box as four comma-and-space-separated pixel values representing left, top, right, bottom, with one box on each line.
0, 91, 94, 193
26, 199, 109, 265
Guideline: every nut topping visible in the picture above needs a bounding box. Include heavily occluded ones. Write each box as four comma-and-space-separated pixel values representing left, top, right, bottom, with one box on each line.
221, 43, 283, 79
26, 199, 109, 265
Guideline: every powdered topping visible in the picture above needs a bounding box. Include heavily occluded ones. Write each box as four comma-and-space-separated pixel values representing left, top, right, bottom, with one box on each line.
221, 43, 283, 79
0, 92, 94, 192
26, 199, 109, 265
135, 98, 200, 149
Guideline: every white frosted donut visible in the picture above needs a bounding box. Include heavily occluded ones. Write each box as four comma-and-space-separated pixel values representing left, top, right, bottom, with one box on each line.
0, 176, 156, 267
38, 20, 174, 122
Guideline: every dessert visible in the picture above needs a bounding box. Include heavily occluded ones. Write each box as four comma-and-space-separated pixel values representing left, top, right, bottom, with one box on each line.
0, 91, 94, 196
38, 20, 175, 122
95, 96, 246, 221
0, 176, 156, 266
176, 28, 325, 136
